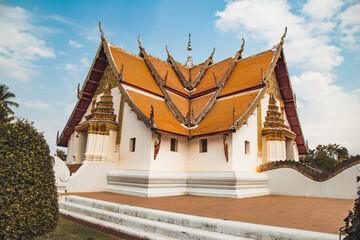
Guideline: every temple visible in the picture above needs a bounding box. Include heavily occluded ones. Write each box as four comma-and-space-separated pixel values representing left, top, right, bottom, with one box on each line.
57, 24, 307, 198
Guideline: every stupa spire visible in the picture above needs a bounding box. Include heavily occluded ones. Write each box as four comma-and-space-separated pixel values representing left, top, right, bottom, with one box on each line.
185, 33, 194, 68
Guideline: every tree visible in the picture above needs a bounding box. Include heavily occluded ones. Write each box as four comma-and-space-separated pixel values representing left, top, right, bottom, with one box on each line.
0, 84, 19, 123
302, 143, 349, 171
0, 119, 59, 239
55, 149, 67, 161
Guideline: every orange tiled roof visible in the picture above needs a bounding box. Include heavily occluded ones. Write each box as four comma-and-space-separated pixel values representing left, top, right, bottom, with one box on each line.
148, 56, 188, 95
110, 46, 164, 97
191, 91, 260, 135
167, 91, 188, 117
192, 93, 214, 117
192, 58, 233, 95
176, 61, 190, 80
219, 51, 274, 97
108, 44, 275, 137
127, 89, 189, 135
189, 64, 204, 81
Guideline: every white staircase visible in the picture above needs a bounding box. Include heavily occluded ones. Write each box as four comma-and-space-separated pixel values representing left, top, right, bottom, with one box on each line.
59, 195, 340, 240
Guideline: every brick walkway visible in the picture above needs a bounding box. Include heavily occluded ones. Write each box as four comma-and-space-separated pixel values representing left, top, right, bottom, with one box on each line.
62, 192, 354, 235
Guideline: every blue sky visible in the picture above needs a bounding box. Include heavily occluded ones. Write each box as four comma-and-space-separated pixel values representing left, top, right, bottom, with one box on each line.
1, 0, 360, 154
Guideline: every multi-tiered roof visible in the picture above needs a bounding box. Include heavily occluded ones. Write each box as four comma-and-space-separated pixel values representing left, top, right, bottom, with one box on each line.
57, 24, 307, 154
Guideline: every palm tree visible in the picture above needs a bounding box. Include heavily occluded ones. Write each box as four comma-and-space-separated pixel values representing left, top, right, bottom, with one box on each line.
0, 84, 19, 123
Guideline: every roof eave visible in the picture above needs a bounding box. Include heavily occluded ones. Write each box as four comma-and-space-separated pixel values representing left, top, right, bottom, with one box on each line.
57, 42, 108, 147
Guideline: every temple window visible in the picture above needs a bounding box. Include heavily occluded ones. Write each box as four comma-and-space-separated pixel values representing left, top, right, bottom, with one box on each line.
170, 138, 178, 152
130, 138, 136, 152
245, 141, 250, 155
200, 139, 207, 153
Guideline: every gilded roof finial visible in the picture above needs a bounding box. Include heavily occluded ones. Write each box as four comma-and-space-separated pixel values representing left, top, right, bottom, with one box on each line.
99, 21, 105, 41
239, 38, 245, 55
77, 83, 80, 99
185, 33, 194, 68
210, 47, 215, 59
165, 45, 170, 58
138, 35, 143, 50
187, 33, 192, 51
280, 27, 287, 46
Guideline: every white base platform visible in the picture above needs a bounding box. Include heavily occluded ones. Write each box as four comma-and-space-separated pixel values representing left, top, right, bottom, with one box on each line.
59, 195, 341, 240
106, 170, 269, 199
106, 170, 187, 197
188, 171, 269, 198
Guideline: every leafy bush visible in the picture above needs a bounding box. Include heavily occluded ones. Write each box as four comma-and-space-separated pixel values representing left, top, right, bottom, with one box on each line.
0, 119, 59, 239
340, 176, 360, 239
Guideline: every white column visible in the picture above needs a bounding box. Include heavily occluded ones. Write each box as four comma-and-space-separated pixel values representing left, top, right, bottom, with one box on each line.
266, 141, 286, 161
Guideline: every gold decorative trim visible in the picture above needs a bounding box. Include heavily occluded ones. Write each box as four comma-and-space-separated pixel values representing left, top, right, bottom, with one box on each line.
262, 94, 296, 141
95, 64, 117, 95
116, 94, 125, 145
154, 133, 162, 160
76, 82, 119, 135
266, 71, 281, 99
257, 102, 262, 158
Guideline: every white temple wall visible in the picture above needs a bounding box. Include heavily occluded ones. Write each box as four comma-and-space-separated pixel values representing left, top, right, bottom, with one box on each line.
66, 94, 94, 163
187, 134, 232, 172
232, 107, 259, 172
149, 133, 188, 171
111, 87, 121, 119
106, 129, 117, 163
75, 132, 87, 163
293, 143, 299, 161
118, 103, 152, 170
266, 164, 360, 199
66, 132, 78, 163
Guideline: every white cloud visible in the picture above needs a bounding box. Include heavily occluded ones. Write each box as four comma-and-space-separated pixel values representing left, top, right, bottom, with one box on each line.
339, 3, 360, 51
0, 3, 55, 81
57, 101, 75, 114
302, 0, 344, 20
215, 0, 343, 72
292, 72, 360, 152
215, 0, 360, 154
24, 101, 49, 109
65, 64, 78, 71
81, 57, 90, 67
69, 40, 83, 48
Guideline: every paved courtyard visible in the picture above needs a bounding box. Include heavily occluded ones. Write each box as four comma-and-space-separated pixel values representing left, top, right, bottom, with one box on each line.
62, 192, 354, 235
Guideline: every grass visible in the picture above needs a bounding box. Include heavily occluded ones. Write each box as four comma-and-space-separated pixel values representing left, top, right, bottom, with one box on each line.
35, 217, 122, 240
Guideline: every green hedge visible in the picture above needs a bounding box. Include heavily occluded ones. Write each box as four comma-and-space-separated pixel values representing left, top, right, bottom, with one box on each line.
0, 119, 59, 239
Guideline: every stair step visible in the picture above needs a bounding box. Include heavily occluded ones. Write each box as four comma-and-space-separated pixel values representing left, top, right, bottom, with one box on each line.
60, 201, 250, 240
60, 209, 176, 240
59, 195, 340, 240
